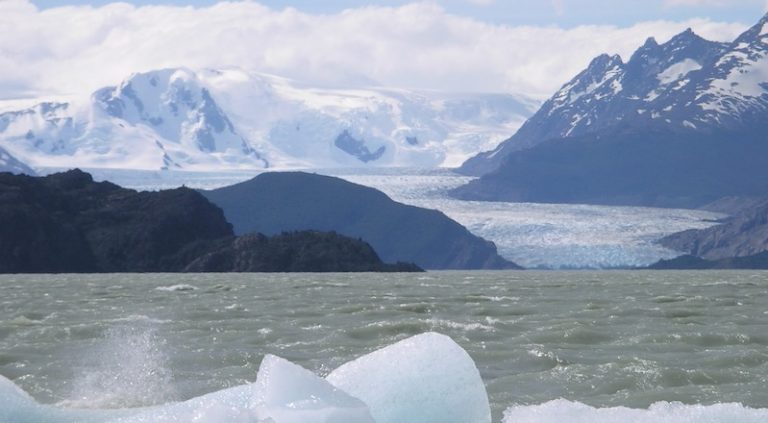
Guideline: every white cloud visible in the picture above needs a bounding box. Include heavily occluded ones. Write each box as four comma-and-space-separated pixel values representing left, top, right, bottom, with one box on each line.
0, 1, 748, 101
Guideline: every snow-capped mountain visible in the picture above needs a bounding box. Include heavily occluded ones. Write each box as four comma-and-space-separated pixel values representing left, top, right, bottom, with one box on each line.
461, 13, 768, 175
453, 13, 768, 208
0, 68, 534, 172
0, 69, 266, 172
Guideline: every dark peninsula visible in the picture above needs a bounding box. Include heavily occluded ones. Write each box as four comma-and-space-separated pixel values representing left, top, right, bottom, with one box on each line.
0, 170, 421, 273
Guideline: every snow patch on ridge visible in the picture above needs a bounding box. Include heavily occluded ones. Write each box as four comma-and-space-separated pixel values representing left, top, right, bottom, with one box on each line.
657, 59, 702, 85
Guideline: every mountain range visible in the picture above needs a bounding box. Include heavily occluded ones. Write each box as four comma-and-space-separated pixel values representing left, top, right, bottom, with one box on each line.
0, 68, 533, 173
455, 13, 768, 208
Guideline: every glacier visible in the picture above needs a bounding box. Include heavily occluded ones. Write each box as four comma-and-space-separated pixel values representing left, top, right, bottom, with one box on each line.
319, 169, 724, 269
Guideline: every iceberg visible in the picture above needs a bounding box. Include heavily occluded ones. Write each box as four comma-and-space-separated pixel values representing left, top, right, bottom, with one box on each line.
327, 332, 492, 423
0, 332, 487, 423
249, 354, 375, 423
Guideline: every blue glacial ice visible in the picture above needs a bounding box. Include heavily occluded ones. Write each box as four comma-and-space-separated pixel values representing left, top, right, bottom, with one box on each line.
0, 332, 487, 423
4, 331, 768, 423
327, 332, 491, 423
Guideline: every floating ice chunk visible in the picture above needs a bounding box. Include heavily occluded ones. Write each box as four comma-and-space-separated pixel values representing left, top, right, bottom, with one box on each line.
1, 355, 375, 423
326, 332, 491, 423
250, 354, 375, 423
0, 374, 121, 422
3, 333, 482, 423
502, 399, 768, 423
116, 354, 374, 423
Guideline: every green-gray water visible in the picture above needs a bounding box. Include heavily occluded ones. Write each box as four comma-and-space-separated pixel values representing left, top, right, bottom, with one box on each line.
2, 271, 767, 421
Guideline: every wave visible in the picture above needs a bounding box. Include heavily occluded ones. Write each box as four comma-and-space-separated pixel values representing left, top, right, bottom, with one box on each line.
502, 399, 768, 423
154, 284, 198, 292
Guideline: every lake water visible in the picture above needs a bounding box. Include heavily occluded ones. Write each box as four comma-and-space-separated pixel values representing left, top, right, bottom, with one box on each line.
2, 271, 768, 422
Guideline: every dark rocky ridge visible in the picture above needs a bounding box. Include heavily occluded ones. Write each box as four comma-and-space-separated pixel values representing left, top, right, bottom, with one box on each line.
648, 252, 768, 270
0, 170, 421, 273
201, 172, 520, 270
186, 231, 421, 273
451, 128, 768, 208
659, 199, 768, 261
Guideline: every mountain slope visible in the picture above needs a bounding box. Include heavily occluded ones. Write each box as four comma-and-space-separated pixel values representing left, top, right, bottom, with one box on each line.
0, 146, 35, 175
454, 13, 768, 207
201, 172, 520, 270
659, 198, 768, 260
0, 70, 268, 171
0, 68, 533, 171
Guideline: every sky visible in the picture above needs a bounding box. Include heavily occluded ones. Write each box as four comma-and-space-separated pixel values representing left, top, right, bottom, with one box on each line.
25, 0, 768, 27
2, 0, 767, 102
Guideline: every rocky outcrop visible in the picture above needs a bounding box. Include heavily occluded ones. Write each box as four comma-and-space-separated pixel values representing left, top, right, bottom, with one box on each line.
201, 172, 520, 270
0, 169, 233, 273
0, 170, 420, 273
659, 199, 768, 260
185, 231, 422, 273
648, 252, 768, 270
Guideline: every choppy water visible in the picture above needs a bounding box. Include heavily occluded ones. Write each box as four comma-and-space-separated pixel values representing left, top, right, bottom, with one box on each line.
2, 271, 768, 422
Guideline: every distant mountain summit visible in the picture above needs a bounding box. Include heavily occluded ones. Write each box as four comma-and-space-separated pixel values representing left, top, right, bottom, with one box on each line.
0, 69, 267, 172
461, 29, 730, 174
0, 68, 533, 172
93, 68, 266, 168
455, 13, 768, 208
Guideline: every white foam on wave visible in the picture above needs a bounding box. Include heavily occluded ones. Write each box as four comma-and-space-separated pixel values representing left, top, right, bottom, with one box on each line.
502, 399, 768, 423
154, 284, 198, 292
59, 326, 177, 409
425, 318, 495, 332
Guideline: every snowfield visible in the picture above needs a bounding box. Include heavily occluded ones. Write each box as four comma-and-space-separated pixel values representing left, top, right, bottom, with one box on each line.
0, 68, 534, 172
